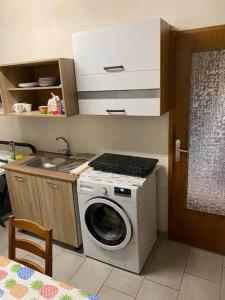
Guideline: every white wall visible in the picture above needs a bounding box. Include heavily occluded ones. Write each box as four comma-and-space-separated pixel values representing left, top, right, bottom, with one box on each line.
0, 0, 224, 232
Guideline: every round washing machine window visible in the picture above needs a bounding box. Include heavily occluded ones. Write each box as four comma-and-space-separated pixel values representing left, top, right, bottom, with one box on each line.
84, 198, 132, 251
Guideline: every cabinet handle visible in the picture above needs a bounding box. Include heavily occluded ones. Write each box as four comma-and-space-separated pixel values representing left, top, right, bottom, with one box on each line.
14, 175, 25, 182
46, 181, 59, 189
103, 65, 124, 72
106, 109, 126, 114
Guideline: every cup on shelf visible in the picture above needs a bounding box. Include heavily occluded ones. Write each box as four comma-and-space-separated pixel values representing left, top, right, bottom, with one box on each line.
23, 103, 32, 112
11, 103, 32, 113
11, 103, 24, 113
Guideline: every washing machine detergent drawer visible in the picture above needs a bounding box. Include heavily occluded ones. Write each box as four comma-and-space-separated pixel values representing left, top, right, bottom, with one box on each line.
77, 181, 97, 195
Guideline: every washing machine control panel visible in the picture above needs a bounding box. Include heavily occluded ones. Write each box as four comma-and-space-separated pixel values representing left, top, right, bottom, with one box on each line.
114, 187, 131, 197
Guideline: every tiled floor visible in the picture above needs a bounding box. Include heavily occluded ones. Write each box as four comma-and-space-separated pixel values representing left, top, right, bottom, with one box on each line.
0, 224, 224, 300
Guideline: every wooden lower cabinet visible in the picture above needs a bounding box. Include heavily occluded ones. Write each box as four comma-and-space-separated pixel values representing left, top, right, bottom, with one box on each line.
36, 177, 79, 247
6, 170, 80, 247
5, 171, 42, 224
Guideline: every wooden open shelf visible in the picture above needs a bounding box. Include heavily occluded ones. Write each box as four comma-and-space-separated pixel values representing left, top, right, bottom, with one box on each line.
0, 94, 4, 115
8, 86, 62, 91
0, 58, 78, 117
6, 111, 66, 118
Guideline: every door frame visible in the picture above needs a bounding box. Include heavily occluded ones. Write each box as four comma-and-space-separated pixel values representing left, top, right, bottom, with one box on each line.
168, 24, 225, 250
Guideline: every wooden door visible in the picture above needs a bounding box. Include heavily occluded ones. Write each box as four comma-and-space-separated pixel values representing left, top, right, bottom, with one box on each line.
36, 177, 79, 247
169, 25, 225, 254
5, 171, 42, 224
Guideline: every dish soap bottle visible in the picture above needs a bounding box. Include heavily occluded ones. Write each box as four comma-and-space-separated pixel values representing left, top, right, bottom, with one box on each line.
9, 141, 16, 160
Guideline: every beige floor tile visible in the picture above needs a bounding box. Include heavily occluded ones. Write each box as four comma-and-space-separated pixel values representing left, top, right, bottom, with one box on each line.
136, 279, 178, 300
0, 229, 8, 250
18, 232, 44, 245
0, 230, 28, 258
104, 268, 143, 297
64, 247, 85, 257
145, 239, 190, 290
0, 245, 8, 257
178, 274, 220, 300
220, 268, 225, 299
53, 249, 85, 282
51, 243, 63, 259
98, 286, 135, 300
185, 247, 222, 283
16, 248, 28, 258
23, 254, 45, 269
69, 257, 113, 295
142, 239, 162, 275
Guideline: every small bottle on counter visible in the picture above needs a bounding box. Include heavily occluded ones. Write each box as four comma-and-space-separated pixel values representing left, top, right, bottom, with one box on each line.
56, 96, 62, 115
9, 141, 16, 160
61, 99, 65, 115
48, 92, 58, 115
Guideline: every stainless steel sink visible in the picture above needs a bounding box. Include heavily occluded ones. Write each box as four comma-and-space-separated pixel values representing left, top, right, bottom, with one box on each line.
23, 155, 87, 173
58, 158, 87, 173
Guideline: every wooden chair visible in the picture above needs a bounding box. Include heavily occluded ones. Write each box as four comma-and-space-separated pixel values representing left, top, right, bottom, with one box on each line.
8, 215, 52, 276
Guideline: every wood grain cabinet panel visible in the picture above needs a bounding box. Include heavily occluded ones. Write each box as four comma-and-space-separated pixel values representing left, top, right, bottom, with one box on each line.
36, 177, 78, 247
5, 171, 42, 224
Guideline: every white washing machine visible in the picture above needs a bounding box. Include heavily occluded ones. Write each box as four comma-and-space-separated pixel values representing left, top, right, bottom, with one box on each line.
77, 168, 157, 273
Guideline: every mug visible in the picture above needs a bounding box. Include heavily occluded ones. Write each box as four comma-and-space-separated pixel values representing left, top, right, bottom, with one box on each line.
23, 103, 32, 112
11, 103, 24, 113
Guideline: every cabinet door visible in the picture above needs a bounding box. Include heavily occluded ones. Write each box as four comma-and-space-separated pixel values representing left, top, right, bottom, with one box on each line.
36, 177, 78, 247
5, 171, 42, 224
78, 98, 161, 116
73, 19, 161, 92
73, 19, 161, 76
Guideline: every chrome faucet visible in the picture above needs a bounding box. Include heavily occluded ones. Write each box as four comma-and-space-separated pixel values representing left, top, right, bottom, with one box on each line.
56, 137, 71, 157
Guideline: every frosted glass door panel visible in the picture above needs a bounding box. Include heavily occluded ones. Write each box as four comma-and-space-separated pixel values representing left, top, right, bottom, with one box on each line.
187, 50, 225, 215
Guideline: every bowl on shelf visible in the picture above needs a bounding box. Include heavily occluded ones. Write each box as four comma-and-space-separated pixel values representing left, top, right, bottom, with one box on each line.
38, 77, 59, 87
38, 106, 48, 114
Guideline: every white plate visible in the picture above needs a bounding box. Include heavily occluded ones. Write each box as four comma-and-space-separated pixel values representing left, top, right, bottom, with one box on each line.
18, 82, 38, 87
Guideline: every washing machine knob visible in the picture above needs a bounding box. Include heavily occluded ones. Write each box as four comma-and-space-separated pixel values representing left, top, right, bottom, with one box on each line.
101, 187, 107, 195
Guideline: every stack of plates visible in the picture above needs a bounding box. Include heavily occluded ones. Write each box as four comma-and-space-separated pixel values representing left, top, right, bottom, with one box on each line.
38, 77, 59, 87
18, 82, 38, 88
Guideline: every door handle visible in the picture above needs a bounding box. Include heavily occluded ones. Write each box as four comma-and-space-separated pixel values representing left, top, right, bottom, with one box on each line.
46, 181, 59, 189
103, 65, 124, 72
175, 139, 188, 162
106, 109, 126, 115
14, 175, 25, 182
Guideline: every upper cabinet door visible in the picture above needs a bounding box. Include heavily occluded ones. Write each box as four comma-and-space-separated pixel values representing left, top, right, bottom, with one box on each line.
73, 19, 160, 76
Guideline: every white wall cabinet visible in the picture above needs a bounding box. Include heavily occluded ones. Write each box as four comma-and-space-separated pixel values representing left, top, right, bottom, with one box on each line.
72, 18, 171, 116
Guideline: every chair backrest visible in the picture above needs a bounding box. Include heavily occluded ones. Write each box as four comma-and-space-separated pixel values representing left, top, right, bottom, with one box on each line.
8, 215, 52, 276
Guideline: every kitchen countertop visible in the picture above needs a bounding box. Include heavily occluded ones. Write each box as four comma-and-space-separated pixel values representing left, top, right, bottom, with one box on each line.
2, 152, 92, 182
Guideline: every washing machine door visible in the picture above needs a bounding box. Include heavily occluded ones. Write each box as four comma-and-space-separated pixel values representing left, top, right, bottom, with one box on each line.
84, 197, 132, 251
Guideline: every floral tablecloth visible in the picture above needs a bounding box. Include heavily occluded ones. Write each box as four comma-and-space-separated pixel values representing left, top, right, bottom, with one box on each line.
0, 256, 101, 299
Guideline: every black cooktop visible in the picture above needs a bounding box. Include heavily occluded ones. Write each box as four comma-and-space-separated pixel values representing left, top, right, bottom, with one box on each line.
89, 153, 158, 177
